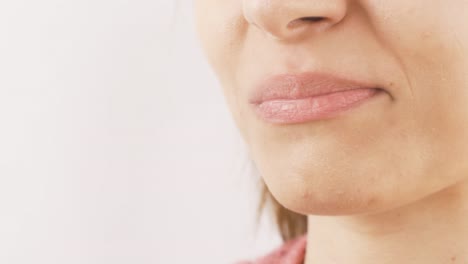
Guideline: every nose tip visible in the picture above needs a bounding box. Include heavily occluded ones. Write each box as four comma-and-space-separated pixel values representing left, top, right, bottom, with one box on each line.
243, 1, 348, 42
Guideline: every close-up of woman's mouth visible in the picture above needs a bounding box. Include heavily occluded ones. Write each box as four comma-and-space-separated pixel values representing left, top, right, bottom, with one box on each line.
192, 0, 468, 263
5, 0, 468, 263
248, 72, 388, 124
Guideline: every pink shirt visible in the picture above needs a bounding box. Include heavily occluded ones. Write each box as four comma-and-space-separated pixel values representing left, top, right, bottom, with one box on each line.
236, 234, 307, 264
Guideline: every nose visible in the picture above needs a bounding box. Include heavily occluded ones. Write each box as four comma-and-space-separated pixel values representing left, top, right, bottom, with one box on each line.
242, 0, 349, 42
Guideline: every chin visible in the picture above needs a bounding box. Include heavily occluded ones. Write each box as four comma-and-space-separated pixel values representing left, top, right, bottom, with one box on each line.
267, 179, 386, 216
257, 160, 407, 217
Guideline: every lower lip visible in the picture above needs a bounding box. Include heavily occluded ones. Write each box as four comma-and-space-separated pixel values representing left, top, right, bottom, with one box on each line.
252, 88, 383, 124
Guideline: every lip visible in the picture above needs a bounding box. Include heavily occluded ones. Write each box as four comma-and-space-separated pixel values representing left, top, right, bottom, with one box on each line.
249, 72, 385, 124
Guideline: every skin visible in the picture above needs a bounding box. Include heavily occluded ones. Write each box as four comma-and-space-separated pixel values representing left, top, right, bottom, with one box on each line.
194, 0, 468, 263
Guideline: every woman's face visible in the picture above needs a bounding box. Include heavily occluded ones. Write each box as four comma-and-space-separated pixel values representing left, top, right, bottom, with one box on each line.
194, 0, 468, 215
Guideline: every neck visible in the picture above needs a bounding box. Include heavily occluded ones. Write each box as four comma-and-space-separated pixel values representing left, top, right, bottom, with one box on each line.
304, 180, 468, 264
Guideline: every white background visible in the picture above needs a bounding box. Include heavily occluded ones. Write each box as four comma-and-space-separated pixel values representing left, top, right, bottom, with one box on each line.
0, 0, 281, 263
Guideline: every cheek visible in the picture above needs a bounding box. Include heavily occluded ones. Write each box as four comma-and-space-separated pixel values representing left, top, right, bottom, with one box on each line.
194, 0, 245, 76
366, 0, 468, 104
365, 0, 468, 162
361, 1, 468, 205
194, 1, 252, 141
194, 0, 248, 122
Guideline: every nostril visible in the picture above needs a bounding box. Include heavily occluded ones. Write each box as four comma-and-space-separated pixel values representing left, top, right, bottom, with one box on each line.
300, 16, 325, 22
287, 16, 326, 29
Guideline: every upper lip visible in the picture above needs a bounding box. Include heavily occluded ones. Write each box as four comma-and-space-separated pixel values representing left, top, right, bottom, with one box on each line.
249, 72, 381, 104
